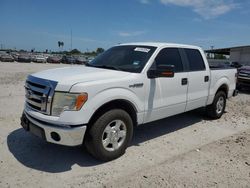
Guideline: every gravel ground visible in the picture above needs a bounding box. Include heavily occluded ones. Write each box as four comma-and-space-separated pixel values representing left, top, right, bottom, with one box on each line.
0, 62, 249, 188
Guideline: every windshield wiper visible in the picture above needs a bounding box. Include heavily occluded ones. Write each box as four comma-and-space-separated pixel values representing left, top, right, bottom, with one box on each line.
86, 63, 122, 71
97, 65, 122, 71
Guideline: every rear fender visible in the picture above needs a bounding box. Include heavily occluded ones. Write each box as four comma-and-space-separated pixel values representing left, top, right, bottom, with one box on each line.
207, 77, 229, 105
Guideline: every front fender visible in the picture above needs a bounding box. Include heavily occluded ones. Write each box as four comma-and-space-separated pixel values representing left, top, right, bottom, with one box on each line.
58, 87, 144, 125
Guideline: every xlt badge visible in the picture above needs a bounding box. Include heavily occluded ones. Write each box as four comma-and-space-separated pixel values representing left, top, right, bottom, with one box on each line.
129, 83, 144, 88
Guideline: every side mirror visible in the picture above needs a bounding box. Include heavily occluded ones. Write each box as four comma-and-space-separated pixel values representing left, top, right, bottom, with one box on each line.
147, 64, 175, 79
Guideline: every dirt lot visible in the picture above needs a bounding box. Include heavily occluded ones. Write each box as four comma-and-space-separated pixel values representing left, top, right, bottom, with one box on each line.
0, 62, 250, 188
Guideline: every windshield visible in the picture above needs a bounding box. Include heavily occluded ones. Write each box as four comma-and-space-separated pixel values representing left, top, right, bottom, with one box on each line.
87, 45, 156, 73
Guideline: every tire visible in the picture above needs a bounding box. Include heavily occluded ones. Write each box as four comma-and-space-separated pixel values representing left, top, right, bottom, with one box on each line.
206, 91, 226, 119
85, 109, 133, 161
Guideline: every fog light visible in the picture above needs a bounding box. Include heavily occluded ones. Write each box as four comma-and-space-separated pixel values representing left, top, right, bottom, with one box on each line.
51, 132, 61, 142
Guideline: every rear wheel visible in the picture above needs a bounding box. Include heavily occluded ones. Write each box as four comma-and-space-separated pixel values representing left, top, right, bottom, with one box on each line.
206, 91, 226, 119
85, 109, 133, 161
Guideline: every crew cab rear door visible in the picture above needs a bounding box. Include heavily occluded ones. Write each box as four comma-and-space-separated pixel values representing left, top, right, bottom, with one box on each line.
181, 48, 210, 111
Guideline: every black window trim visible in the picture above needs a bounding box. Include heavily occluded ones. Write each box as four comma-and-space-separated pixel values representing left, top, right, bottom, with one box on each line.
178, 48, 189, 72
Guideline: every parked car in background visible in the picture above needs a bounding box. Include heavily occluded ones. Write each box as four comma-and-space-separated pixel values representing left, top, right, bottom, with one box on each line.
30, 55, 36, 62
0, 54, 15, 62
75, 56, 88, 64
0, 51, 7, 56
87, 56, 95, 63
18, 54, 32, 63
231, 62, 243, 69
62, 55, 76, 64
237, 66, 250, 89
11, 53, 19, 61
34, 55, 47, 63
47, 56, 62, 64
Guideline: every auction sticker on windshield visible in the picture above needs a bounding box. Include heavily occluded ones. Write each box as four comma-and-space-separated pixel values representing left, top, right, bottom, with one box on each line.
134, 47, 151, 53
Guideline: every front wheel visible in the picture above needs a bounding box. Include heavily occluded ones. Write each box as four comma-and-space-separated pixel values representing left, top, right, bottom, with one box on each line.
85, 109, 133, 161
206, 91, 226, 119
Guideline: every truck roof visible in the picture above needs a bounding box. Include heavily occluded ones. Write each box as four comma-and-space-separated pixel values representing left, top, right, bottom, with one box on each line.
119, 42, 202, 50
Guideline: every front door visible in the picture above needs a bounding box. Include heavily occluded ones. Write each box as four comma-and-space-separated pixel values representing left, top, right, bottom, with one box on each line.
144, 48, 188, 123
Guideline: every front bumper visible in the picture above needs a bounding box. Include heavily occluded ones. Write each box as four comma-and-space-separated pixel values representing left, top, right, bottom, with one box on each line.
237, 77, 250, 87
21, 112, 87, 146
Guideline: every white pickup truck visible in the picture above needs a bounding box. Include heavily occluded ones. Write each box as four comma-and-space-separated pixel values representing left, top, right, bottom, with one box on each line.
21, 43, 238, 161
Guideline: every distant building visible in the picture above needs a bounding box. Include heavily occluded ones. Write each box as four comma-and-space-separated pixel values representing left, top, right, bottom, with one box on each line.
205, 45, 250, 65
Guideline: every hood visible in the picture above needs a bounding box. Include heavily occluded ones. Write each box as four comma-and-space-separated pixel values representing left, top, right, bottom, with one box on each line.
239, 66, 250, 71
31, 66, 131, 91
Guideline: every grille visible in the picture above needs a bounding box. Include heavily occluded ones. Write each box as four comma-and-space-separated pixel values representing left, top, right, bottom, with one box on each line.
238, 71, 250, 78
25, 75, 57, 115
238, 78, 250, 84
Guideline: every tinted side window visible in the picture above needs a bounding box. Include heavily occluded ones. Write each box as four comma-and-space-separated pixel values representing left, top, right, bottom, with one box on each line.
155, 48, 183, 72
184, 49, 205, 71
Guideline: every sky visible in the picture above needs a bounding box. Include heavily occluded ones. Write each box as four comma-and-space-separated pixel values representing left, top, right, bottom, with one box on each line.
0, 0, 250, 52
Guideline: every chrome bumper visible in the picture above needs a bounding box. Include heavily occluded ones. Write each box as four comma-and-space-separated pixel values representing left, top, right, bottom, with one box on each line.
21, 112, 87, 146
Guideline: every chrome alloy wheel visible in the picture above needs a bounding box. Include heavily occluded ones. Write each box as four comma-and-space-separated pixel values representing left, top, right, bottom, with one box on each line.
102, 120, 127, 152
216, 96, 225, 114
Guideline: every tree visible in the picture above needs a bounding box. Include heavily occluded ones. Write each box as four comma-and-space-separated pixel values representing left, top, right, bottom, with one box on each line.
58, 41, 64, 50
69, 48, 81, 54
96, 48, 104, 54
83, 47, 105, 56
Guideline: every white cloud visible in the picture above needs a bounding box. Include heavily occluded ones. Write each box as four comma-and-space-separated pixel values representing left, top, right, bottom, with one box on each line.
118, 31, 146, 37
159, 0, 237, 19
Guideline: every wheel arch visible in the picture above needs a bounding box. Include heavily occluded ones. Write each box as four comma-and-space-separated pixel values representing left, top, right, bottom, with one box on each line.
88, 99, 138, 128
216, 84, 229, 98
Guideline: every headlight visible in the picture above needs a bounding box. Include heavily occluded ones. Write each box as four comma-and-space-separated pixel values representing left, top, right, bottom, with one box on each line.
51, 92, 88, 116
